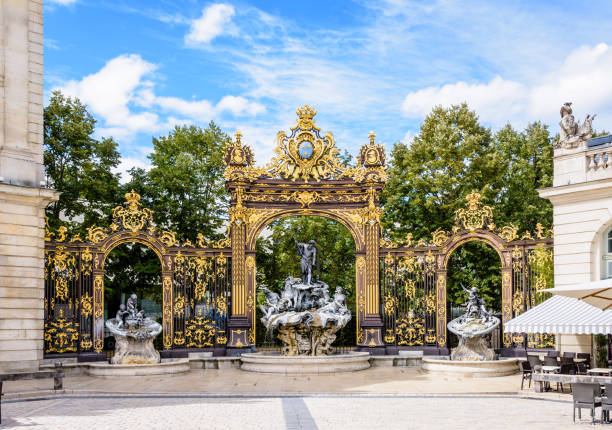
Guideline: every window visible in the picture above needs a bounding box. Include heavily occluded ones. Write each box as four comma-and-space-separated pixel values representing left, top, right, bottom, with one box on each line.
605, 229, 612, 279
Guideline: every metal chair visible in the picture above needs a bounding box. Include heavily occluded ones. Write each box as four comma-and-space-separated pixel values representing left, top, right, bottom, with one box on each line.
519, 360, 532, 390
571, 383, 602, 423
576, 362, 588, 375
603, 384, 612, 423
547, 350, 560, 358
557, 363, 576, 392
544, 355, 559, 367
563, 351, 576, 359
527, 355, 542, 372
577, 353, 591, 369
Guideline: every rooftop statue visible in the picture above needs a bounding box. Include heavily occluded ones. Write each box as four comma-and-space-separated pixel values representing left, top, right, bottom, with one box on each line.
556, 102, 596, 149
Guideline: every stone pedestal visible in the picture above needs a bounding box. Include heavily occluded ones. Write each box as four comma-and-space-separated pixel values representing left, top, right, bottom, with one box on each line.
111, 334, 160, 365
451, 336, 496, 361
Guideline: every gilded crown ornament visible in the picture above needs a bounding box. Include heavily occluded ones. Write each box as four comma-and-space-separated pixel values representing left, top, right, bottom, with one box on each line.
454, 191, 493, 231
112, 189, 154, 233
266, 105, 345, 182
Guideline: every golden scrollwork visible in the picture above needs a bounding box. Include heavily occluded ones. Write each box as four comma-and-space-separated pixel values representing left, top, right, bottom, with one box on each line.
454, 191, 493, 231
87, 226, 107, 244
292, 191, 320, 207
383, 293, 396, 316
80, 247, 93, 275
424, 293, 436, 315
527, 333, 555, 349
93, 275, 103, 319
216, 296, 228, 315
396, 312, 425, 346
266, 105, 346, 182
499, 224, 519, 242
431, 229, 449, 247
174, 294, 186, 317
158, 230, 178, 247
512, 289, 523, 315
44, 319, 79, 353
80, 292, 93, 318
185, 317, 215, 348
173, 331, 186, 346
112, 190, 154, 232
512, 245, 523, 271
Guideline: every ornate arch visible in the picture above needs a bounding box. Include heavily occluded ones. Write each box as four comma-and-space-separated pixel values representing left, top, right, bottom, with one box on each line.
223, 106, 388, 351
380, 191, 554, 354
440, 230, 507, 270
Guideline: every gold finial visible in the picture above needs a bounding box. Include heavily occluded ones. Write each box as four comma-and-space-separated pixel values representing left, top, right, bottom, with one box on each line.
235, 130, 242, 144
296, 104, 317, 121
368, 131, 376, 145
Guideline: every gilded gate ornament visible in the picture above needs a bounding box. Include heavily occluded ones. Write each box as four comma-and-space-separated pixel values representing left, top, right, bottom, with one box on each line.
267, 105, 346, 182
112, 190, 154, 232
454, 191, 493, 231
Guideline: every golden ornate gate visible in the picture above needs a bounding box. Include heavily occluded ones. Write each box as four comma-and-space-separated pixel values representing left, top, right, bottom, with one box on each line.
223, 105, 388, 351
380, 191, 554, 354
44, 106, 554, 359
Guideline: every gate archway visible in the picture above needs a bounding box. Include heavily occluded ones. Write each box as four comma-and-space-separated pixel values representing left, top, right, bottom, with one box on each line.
380, 191, 554, 354
223, 105, 388, 352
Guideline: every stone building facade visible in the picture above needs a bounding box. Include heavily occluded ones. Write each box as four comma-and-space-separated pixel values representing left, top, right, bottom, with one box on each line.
539, 106, 612, 355
0, 0, 58, 372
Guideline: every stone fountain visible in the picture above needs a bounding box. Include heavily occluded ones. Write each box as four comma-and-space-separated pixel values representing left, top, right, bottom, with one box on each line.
423, 285, 518, 377
240, 239, 370, 374
105, 294, 162, 364
85, 294, 189, 376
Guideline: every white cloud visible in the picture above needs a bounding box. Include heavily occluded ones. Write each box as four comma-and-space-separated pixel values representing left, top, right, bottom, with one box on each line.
59, 54, 161, 136
402, 76, 527, 124
401, 43, 612, 128
185, 3, 236, 45
55, 53, 266, 141
529, 43, 612, 122
217, 96, 265, 116
112, 156, 150, 183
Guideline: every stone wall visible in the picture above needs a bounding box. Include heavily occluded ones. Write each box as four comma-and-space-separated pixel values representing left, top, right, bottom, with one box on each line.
0, 0, 59, 373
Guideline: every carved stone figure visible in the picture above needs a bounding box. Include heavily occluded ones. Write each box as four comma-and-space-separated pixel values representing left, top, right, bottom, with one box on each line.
295, 239, 317, 285
105, 294, 162, 364
556, 102, 596, 149
447, 285, 500, 361
260, 239, 351, 356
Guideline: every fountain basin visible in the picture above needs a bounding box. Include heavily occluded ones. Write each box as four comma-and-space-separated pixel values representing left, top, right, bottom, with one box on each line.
240, 351, 370, 374
85, 358, 190, 377
422, 356, 519, 378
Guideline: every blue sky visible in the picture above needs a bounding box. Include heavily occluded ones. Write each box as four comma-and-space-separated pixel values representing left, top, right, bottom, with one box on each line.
45, 0, 612, 180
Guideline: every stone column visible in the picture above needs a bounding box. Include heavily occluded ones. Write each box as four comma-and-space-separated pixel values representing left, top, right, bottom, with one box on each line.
0, 0, 59, 372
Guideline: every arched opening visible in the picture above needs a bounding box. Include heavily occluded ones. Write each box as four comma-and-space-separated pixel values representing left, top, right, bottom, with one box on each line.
603, 227, 612, 279
103, 242, 163, 353
446, 240, 502, 348
254, 215, 356, 350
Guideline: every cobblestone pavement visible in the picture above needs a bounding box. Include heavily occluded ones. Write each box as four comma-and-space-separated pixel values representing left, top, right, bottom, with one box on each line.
0, 394, 601, 430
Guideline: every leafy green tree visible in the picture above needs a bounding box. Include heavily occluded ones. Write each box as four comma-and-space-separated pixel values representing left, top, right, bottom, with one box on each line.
141, 123, 230, 241
382, 103, 502, 241
494, 122, 553, 232
382, 104, 554, 313
44, 91, 121, 232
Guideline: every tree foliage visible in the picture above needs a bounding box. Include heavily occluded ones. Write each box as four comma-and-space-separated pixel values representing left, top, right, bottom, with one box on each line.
383, 104, 554, 311
44, 91, 121, 232
135, 123, 230, 241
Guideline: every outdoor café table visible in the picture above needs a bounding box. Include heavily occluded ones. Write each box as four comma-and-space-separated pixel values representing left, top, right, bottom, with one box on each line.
541, 365, 560, 391
587, 368, 612, 376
